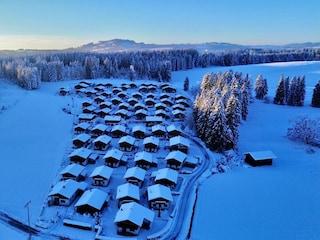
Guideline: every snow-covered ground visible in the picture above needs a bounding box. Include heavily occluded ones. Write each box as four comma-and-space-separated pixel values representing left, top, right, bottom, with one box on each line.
0, 61, 320, 239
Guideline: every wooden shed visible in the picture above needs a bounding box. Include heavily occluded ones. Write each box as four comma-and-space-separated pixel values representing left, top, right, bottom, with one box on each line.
244, 150, 276, 166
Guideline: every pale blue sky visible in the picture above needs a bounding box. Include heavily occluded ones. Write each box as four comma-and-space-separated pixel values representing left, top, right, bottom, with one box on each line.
0, 0, 319, 50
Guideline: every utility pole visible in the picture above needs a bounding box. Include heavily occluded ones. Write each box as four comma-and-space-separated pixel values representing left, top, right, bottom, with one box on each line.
24, 200, 31, 239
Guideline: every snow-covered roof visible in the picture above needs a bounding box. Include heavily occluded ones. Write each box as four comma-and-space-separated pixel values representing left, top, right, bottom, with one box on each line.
116, 183, 140, 201
143, 136, 160, 146
72, 133, 91, 143
172, 109, 185, 116
111, 124, 126, 133
78, 113, 95, 120
123, 166, 146, 181
134, 151, 153, 163
93, 135, 112, 145
75, 188, 107, 210
155, 102, 167, 109
60, 163, 85, 177
104, 115, 122, 122
89, 165, 113, 179
74, 122, 91, 130
115, 109, 129, 116
83, 105, 96, 112
147, 184, 173, 202
244, 150, 277, 160
118, 135, 136, 146
165, 150, 187, 163
49, 179, 86, 199
92, 123, 108, 132
135, 109, 148, 116
169, 136, 190, 148
69, 147, 92, 159
166, 124, 181, 133
104, 149, 124, 161
172, 103, 185, 110
114, 202, 154, 227
132, 125, 147, 133
155, 168, 178, 184
146, 116, 163, 123
100, 101, 112, 107
155, 109, 169, 117
152, 124, 166, 133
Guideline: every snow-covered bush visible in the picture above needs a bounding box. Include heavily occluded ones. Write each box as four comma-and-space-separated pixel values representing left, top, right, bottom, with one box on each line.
287, 115, 320, 147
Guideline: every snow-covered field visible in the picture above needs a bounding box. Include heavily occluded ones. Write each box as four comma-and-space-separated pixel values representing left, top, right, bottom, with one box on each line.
0, 61, 320, 239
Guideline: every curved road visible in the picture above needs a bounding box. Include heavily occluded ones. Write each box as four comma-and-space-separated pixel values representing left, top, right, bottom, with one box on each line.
163, 136, 212, 240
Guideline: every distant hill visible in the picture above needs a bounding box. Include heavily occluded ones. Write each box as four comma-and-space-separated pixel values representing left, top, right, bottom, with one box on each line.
1, 39, 320, 56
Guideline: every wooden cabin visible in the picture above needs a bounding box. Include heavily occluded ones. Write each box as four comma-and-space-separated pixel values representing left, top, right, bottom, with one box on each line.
244, 150, 276, 166
89, 165, 113, 187
75, 189, 108, 215
116, 183, 140, 208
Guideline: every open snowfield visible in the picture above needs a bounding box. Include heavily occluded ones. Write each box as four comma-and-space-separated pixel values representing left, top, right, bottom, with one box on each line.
0, 61, 320, 239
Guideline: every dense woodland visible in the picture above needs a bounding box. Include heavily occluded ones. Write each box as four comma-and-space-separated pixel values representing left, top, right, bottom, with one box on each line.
0, 47, 320, 90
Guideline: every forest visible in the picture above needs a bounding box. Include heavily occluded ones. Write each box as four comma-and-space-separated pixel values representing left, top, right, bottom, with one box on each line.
0, 47, 320, 90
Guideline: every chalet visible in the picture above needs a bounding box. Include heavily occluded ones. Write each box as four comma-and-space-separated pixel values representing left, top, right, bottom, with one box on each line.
132, 125, 147, 139
115, 109, 131, 119
155, 102, 167, 111
169, 136, 190, 154
89, 165, 113, 186
147, 85, 157, 93
111, 124, 127, 138
94, 96, 106, 104
99, 101, 113, 109
165, 150, 187, 170
244, 150, 276, 166
117, 92, 127, 99
159, 83, 170, 89
135, 109, 148, 120
60, 163, 86, 181
111, 97, 122, 105
59, 87, 70, 96
146, 116, 163, 127
82, 105, 96, 114
69, 147, 93, 165
84, 89, 98, 97
78, 113, 96, 123
104, 115, 122, 126
132, 92, 143, 100
155, 109, 170, 119
114, 202, 154, 236
48, 179, 87, 206
172, 109, 186, 119
162, 85, 176, 93
97, 108, 112, 118
176, 98, 190, 108
93, 135, 112, 150
146, 93, 156, 99
147, 184, 173, 211
94, 85, 105, 92
101, 90, 112, 98
161, 98, 174, 107
143, 136, 160, 152
172, 103, 186, 111
105, 83, 113, 88
123, 166, 146, 187
75, 188, 108, 215
121, 83, 129, 90
145, 98, 156, 107
134, 151, 154, 170
75, 82, 89, 91
118, 135, 137, 151
119, 102, 130, 110
166, 124, 182, 137
74, 122, 91, 134
104, 149, 125, 168
91, 123, 108, 137
151, 124, 167, 138
116, 183, 140, 208
184, 156, 199, 168
134, 103, 147, 111
159, 93, 170, 100
129, 83, 138, 89
154, 168, 178, 189
72, 133, 91, 148
138, 86, 148, 93
175, 94, 188, 101
128, 97, 139, 106
112, 87, 122, 95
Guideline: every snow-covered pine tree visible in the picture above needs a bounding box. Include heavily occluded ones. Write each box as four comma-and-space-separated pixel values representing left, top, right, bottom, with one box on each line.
274, 75, 285, 105
225, 90, 241, 147
254, 74, 268, 99
284, 76, 290, 104
240, 75, 250, 120
287, 76, 297, 106
296, 75, 306, 106
184, 77, 189, 91
311, 80, 320, 107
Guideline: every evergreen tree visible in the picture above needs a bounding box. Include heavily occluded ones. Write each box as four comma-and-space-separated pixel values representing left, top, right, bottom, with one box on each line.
287, 76, 297, 106
225, 90, 241, 147
183, 77, 189, 91
254, 74, 268, 99
284, 76, 290, 104
274, 75, 285, 104
311, 80, 320, 107
296, 75, 306, 106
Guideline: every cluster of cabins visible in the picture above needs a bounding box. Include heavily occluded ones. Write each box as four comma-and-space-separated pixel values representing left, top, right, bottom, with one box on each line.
49, 81, 199, 236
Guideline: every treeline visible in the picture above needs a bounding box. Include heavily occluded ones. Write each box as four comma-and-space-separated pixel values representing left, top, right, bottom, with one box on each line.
193, 71, 251, 152
1, 47, 320, 89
